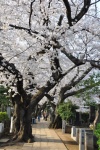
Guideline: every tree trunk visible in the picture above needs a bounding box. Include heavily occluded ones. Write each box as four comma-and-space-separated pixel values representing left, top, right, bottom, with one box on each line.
18, 107, 33, 142
11, 93, 33, 142
13, 105, 33, 142
93, 104, 100, 129
49, 115, 62, 129
89, 105, 95, 124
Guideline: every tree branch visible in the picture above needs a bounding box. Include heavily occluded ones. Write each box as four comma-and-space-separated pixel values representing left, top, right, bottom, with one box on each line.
63, 81, 100, 99
72, 0, 91, 23
29, 1, 35, 30
45, 93, 54, 101
90, 61, 100, 69
58, 15, 64, 26
29, 65, 76, 108
63, 0, 91, 26
61, 49, 85, 66
63, 0, 72, 26
59, 66, 92, 102
9, 24, 39, 35
0, 54, 28, 102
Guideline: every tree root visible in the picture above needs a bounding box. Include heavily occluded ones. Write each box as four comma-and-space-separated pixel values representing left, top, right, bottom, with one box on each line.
0, 135, 34, 147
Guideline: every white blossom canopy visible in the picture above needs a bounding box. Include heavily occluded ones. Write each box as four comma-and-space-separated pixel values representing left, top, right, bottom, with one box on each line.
0, 0, 100, 100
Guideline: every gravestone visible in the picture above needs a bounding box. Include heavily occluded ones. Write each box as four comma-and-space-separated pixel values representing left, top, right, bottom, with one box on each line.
85, 130, 94, 150
0, 123, 4, 133
71, 126, 76, 140
0, 123, 4, 138
79, 128, 85, 150
79, 128, 92, 150
76, 128, 79, 143
62, 120, 66, 133
7, 106, 11, 119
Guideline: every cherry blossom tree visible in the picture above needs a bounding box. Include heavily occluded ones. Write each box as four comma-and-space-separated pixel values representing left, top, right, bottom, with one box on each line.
0, 0, 100, 142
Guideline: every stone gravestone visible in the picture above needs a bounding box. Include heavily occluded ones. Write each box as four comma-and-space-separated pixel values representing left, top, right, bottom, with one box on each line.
0, 123, 4, 133
62, 120, 66, 133
7, 106, 11, 119
85, 130, 94, 150
0, 123, 4, 138
79, 128, 92, 150
76, 127, 80, 143
71, 126, 76, 140
79, 128, 86, 150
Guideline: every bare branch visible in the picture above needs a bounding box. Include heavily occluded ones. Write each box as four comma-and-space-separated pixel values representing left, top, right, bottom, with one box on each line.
63, 0, 72, 26
9, 24, 38, 35
90, 61, 100, 69
45, 93, 54, 101
29, 0, 35, 30
63, 0, 91, 26
61, 49, 85, 66
58, 15, 64, 26
9, 24, 31, 34
8, 45, 33, 62
72, 0, 91, 23
48, 0, 52, 8
90, 0, 100, 5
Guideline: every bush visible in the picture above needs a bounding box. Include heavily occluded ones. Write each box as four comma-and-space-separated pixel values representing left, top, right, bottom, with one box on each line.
0, 112, 9, 123
94, 123, 100, 150
57, 101, 78, 123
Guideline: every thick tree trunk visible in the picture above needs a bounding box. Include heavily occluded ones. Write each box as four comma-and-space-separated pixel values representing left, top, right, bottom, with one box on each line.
13, 105, 33, 142
18, 108, 33, 142
11, 93, 33, 142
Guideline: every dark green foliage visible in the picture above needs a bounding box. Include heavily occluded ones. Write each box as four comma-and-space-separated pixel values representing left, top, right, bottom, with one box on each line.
0, 112, 9, 122
94, 123, 100, 150
57, 100, 78, 122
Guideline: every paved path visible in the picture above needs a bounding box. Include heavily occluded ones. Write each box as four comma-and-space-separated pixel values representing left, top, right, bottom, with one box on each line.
55, 129, 79, 150
0, 119, 79, 150
31, 120, 67, 150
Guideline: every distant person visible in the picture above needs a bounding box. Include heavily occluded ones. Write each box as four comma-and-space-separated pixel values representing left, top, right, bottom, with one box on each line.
37, 115, 40, 122
37, 112, 41, 122
45, 112, 48, 121
43, 111, 46, 120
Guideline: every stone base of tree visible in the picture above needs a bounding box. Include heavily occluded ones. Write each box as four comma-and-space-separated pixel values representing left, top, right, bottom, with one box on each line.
65, 125, 71, 133
4, 120, 10, 134
0, 132, 3, 138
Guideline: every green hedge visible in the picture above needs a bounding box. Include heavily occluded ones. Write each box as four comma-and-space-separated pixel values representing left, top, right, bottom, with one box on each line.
94, 123, 100, 150
0, 112, 9, 123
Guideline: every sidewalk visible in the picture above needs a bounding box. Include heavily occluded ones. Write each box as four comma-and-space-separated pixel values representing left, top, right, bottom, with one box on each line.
55, 129, 79, 150
0, 119, 79, 150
